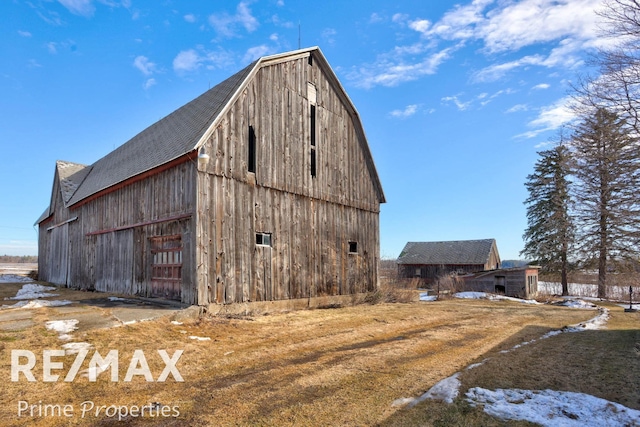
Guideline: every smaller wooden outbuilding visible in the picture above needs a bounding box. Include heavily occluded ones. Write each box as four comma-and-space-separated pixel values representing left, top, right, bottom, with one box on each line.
397, 239, 501, 284
462, 266, 540, 299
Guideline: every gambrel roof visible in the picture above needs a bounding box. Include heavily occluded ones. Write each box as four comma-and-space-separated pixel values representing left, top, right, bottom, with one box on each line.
38, 46, 385, 223
397, 239, 499, 265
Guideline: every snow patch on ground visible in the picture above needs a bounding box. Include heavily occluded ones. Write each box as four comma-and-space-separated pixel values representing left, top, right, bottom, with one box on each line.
45, 319, 79, 340
466, 387, 640, 427
453, 292, 541, 304
1, 299, 72, 309
563, 308, 610, 332
419, 293, 437, 301
62, 342, 93, 355
189, 336, 211, 341
555, 298, 599, 309
0, 274, 34, 283
392, 303, 619, 423
7, 283, 58, 300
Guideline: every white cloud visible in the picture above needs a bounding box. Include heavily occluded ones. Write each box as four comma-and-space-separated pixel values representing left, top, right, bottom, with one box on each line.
409, 19, 431, 34
209, 1, 258, 38
57, 0, 95, 17
56, 0, 131, 18
506, 104, 529, 113
133, 55, 156, 75
517, 97, 576, 138
353, 0, 603, 89
143, 78, 156, 90
184, 14, 196, 23
173, 48, 237, 74
173, 49, 201, 73
349, 47, 454, 89
243, 45, 274, 63
18, 30, 32, 37
533, 83, 550, 90
46, 42, 58, 54
369, 13, 383, 24
390, 104, 419, 118
322, 28, 337, 45
442, 95, 471, 111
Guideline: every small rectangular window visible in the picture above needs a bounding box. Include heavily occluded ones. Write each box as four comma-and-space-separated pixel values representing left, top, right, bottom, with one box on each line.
308, 53, 313, 66
256, 232, 272, 247
248, 125, 256, 173
310, 148, 316, 177
348, 241, 358, 254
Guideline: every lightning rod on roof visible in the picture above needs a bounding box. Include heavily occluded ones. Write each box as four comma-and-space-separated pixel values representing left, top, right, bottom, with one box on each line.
298, 21, 301, 49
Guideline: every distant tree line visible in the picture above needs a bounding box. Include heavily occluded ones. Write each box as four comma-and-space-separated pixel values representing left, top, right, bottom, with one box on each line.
0, 255, 38, 263
522, 0, 640, 298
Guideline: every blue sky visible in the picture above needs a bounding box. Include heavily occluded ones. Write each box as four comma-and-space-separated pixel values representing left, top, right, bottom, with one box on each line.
1, 0, 606, 259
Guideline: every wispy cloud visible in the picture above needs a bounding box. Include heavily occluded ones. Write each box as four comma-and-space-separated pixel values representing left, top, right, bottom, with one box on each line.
56, 0, 131, 18
243, 45, 274, 63
18, 30, 32, 37
442, 95, 471, 111
183, 14, 196, 23
351, 0, 603, 89
173, 47, 237, 74
57, 0, 95, 17
506, 104, 529, 113
517, 97, 575, 138
133, 55, 157, 76
349, 47, 454, 89
209, 1, 259, 38
532, 83, 550, 90
173, 49, 201, 73
390, 104, 419, 118
322, 28, 337, 45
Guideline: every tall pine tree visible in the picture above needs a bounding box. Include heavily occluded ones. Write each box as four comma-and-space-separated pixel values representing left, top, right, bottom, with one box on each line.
571, 108, 640, 298
521, 141, 574, 295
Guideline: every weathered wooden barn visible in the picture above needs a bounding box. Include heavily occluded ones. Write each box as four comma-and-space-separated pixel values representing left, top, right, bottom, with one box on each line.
462, 266, 540, 299
397, 239, 501, 284
36, 47, 385, 307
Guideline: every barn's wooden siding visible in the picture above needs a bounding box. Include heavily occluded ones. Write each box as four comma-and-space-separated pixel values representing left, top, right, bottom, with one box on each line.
39, 161, 198, 304
195, 55, 381, 304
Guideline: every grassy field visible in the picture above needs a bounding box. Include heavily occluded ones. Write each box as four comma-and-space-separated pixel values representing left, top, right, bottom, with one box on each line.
0, 286, 637, 426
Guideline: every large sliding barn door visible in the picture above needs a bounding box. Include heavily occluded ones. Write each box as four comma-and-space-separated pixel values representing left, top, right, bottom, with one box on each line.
150, 235, 182, 301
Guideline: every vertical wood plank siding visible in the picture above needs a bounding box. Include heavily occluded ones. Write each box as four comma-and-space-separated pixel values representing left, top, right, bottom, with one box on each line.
196, 56, 381, 305
39, 161, 198, 304
39, 51, 382, 307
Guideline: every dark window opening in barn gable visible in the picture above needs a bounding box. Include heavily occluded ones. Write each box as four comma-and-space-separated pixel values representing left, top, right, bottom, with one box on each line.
308, 53, 313, 66
348, 241, 358, 254
248, 125, 256, 173
310, 149, 317, 178
256, 232, 272, 247
310, 102, 317, 178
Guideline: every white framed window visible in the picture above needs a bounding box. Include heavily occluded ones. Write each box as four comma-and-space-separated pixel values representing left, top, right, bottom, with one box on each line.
256, 232, 272, 247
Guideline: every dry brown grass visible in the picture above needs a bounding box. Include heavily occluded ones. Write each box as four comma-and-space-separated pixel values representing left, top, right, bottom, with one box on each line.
0, 293, 606, 427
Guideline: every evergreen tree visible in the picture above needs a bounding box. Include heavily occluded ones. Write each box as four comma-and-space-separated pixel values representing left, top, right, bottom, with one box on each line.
521, 141, 574, 295
571, 108, 640, 298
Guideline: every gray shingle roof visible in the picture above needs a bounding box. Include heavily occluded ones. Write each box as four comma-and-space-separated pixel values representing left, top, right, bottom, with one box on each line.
65, 59, 257, 206
397, 239, 498, 265
38, 47, 385, 224
57, 160, 92, 204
